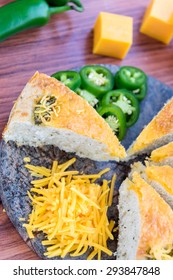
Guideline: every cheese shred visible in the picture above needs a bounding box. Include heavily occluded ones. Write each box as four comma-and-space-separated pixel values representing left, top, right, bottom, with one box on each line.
23, 158, 116, 260
146, 245, 173, 260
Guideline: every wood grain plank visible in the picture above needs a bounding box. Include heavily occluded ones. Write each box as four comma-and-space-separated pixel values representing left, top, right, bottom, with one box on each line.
0, 204, 39, 260
0, 0, 173, 259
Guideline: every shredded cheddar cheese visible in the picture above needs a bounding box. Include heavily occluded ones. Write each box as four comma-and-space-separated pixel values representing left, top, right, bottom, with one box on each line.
23, 158, 116, 260
34, 95, 60, 125
23, 157, 31, 163
146, 244, 173, 260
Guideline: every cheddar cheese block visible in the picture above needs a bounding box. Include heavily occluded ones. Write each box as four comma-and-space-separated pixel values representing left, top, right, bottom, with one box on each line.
127, 98, 173, 158
3, 72, 126, 162
93, 12, 133, 59
140, 0, 173, 44
117, 172, 173, 260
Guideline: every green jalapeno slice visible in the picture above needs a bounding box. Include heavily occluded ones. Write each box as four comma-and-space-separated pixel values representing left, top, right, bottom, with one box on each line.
80, 65, 114, 98
102, 89, 140, 128
132, 83, 147, 101
97, 104, 126, 141
76, 88, 99, 107
51, 70, 81, 91
115, 66, 147, 91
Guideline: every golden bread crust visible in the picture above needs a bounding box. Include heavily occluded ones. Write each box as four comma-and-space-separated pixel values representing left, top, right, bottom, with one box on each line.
130, 173, 173, 259
146, 165, 173, 195
150, 142, 173, 162
3, 72, 126, 159
129, 98, 173, 154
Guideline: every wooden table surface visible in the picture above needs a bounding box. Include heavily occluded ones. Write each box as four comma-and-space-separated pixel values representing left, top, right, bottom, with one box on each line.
0, 0, 173, 260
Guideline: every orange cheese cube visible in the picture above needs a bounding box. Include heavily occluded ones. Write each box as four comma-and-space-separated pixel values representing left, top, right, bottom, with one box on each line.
140, 0, 173, 44
93, 12, 133, 59
169, 12, 173, 25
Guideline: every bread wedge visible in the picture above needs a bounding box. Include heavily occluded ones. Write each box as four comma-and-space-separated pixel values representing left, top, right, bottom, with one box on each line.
149, 142, 173, 167
117, 172, 173, 260
127, 98, 173, 158
130, 162, 173, 210
2, 72, 126, 162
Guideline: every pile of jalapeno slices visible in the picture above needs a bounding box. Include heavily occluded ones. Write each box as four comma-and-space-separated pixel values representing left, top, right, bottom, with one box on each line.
51, 65, 147, 141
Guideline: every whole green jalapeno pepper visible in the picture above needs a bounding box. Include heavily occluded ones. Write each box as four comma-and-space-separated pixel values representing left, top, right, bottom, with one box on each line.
0, 0, 84, 42
51, 70, 81, 91
47, 0, 84, 12
97, 104, 126, 141
48, 0, 69, 5
102, 89, 140, 128
80, 65, 114, 99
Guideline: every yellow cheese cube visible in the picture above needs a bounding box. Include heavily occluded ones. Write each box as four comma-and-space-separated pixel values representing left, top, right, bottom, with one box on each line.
169, 12, 173, 25
93, 12, 133, 59
140, 0, 173, 44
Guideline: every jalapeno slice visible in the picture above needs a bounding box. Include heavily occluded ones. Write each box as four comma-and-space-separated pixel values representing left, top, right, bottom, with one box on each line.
76, 88, 99, 107
102, 89, 140, 128
51, 70, 81, 91
115, 66, 147, 91
80, 65, 114, 98
97, 104, 126, 141
132, 83, 147, 101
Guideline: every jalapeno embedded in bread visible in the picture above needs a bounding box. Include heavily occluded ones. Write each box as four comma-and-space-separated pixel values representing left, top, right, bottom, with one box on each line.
80, 65, 114, 98
34, 95, 60, 125
101, 89, 140, 128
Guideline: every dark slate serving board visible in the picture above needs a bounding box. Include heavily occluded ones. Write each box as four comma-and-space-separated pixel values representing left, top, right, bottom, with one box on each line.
0, 65, 173, 260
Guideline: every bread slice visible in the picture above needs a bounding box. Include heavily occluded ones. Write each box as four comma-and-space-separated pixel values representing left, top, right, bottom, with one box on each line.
131, 162, 173, 210
145, 165, 173, 209
117, 172, 173, 260
2, 72, 126, 162
127, 98, 173, 158
149, 142, 173, 167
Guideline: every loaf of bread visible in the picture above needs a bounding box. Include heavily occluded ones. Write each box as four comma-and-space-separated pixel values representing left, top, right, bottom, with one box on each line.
3, 72, 126, 162
127, 98, 173, 158
117, 172, 173, 260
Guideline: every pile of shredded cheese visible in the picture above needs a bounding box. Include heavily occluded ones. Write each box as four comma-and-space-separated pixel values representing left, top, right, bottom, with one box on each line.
23, 158, 116, 260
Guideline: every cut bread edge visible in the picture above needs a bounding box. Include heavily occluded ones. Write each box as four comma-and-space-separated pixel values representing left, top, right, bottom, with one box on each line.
117, 172, 173, 260
130, 162, 173, 210
2, 71, 126, 162
116, 178, 141, 260
126, 97, 173, 159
